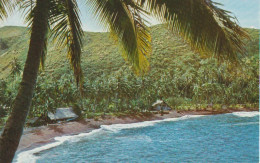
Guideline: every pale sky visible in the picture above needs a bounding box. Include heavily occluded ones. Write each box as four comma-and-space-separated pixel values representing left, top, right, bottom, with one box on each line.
0, 0, 259, 32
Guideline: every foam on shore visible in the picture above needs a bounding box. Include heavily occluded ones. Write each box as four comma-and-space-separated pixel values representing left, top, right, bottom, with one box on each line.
101, 115, 204, 132
232, 111, 259, 117
15, 129, 102, 163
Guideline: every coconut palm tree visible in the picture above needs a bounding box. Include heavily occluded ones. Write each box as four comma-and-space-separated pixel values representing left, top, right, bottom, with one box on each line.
10, 58, 22, 78
0, 0, 248, 162
0, 0, 84, 162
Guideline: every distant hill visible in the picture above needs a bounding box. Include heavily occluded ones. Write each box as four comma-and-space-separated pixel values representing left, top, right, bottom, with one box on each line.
0, 24, 258, 79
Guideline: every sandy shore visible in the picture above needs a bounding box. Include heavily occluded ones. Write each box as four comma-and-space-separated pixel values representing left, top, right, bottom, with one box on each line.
17, 108, 258, 152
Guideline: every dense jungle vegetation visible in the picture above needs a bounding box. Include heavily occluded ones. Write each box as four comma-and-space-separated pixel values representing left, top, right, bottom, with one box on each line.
0, 25, 259, 124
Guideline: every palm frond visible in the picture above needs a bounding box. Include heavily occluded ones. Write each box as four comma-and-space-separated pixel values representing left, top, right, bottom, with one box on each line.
50, 0, 84, 87
19, 0, 36, 26
0, 0, 15, 20
87, 0, 151, 74
138, 0, 249, 62
0, 0, 7, 20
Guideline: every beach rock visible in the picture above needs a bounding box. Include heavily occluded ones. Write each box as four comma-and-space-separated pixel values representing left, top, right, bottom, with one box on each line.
26, 117, 40, 126
151, 100, 172, 111
48, 107, 78, 121
27, 117, 40, 124
26, 117, 46, 127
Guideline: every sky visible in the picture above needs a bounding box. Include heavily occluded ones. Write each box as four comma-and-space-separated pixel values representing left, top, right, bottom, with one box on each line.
0, 0, 259, 32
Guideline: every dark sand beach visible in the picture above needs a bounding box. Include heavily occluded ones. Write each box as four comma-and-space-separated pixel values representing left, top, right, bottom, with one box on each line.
17, 108, 258, 152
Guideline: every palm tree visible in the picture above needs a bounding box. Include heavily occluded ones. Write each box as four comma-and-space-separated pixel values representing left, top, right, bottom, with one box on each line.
0, 0, 248, 162
0, 0, 50, 162
10, 57, 22, 78
0, 0, 84, 162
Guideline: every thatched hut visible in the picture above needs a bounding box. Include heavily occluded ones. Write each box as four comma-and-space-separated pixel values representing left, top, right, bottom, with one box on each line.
151, 100, 172, 111
48, 107, 78, 121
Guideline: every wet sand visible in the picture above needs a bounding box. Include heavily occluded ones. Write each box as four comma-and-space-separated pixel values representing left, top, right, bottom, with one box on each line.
17, 108, 258, 152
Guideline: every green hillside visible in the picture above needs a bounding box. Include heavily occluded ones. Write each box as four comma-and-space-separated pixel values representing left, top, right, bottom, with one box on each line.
0, 25, 259, 121
0, 25, 259, 79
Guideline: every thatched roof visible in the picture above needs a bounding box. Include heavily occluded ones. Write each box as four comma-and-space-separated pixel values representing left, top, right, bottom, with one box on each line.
151, 100, 172, 111
152, 100, 164, 107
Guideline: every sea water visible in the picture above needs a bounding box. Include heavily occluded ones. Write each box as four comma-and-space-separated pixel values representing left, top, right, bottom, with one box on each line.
14, 112, 259, 163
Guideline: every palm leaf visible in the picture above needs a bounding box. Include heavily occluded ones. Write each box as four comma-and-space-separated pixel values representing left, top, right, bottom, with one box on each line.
0, 0, 7, 20
0, 0, 15, 20
87, 0, 151, 74
138, 0, 249, 62
50, 0, 84, 88
21, 0, 84, 87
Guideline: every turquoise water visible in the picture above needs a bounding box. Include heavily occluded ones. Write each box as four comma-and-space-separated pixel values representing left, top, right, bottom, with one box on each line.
16, 112, 259, 163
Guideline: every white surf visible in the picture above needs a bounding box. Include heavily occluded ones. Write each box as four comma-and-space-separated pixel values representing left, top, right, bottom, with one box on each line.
232, 111, 259, 117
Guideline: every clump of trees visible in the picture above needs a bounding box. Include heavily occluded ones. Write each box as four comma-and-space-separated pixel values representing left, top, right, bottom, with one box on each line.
1, 53, 258, 123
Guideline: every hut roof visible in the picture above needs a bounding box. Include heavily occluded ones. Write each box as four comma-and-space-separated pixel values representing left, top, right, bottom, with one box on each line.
48, 107, 78, 121
151, 100, 172, 111
152, 100, 164, 107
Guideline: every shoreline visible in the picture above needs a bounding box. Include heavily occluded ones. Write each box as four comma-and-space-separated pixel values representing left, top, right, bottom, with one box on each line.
17, 108, 258, 152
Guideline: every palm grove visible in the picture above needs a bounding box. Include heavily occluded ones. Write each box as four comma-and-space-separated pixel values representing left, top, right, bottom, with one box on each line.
0, 0, 252, 162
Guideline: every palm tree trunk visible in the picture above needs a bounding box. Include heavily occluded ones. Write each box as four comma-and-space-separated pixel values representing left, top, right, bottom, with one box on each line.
0, 0, 50, 162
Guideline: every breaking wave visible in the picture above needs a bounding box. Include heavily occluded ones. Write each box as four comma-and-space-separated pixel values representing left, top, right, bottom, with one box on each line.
15, 129, 102, 163
232, 111, 259, 117
100, 115, 204, 132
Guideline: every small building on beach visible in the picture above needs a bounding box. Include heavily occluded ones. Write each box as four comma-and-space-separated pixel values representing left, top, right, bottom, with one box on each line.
27, 107, 79, 126
151, 100, 172, 111
48, 107, 78, 121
